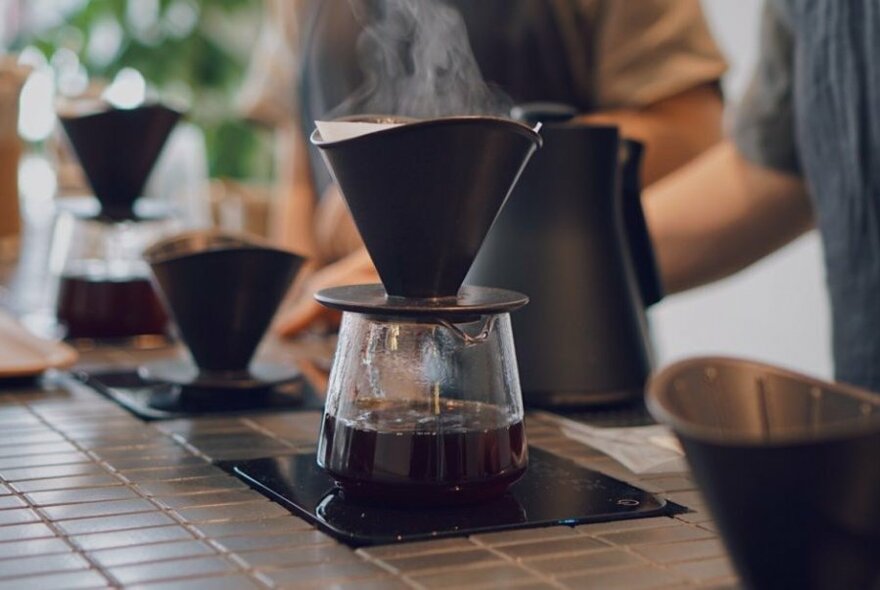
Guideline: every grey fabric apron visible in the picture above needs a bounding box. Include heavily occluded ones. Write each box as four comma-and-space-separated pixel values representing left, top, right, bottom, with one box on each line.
784, 1, 880, 391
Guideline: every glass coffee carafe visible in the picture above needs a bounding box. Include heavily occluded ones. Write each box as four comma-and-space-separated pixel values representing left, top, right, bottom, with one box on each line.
50, 203, 176, 340
318, 309, 527, 505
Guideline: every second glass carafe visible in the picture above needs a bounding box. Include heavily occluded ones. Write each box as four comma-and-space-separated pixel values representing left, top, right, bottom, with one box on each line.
49, 207, 176, 340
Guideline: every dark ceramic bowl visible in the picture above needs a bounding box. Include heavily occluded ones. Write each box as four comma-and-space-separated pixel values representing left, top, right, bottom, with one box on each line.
647, 357, 880, 590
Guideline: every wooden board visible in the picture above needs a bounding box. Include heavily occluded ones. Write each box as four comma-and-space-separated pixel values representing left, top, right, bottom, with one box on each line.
0, 311, 78, 378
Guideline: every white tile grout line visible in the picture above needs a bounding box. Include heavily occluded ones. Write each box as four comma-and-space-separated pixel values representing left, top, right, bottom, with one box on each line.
6, 403, 123, 587
241, 414, 318, 451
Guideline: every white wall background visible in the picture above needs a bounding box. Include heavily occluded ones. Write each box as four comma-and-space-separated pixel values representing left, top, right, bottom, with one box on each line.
649, 1, 833, 379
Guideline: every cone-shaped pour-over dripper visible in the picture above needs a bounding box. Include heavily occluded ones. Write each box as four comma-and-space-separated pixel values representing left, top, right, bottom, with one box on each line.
648, 358, 880, 590
144, 231, 305, 373
60, 103, 182, 220
312, 117, 541, 299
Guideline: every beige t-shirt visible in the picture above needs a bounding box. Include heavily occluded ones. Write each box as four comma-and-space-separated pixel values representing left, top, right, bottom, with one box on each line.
237, 0, 304, 127
591, 0, 727, 108
240, 0, 727, 126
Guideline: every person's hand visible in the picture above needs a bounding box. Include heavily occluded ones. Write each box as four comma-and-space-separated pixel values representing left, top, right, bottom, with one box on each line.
275, 247, 378, 337
296, 357, 330, 394
314, 184, 363, 261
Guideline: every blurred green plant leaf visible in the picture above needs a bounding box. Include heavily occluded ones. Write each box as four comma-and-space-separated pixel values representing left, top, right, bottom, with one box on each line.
15, 0, 272, 181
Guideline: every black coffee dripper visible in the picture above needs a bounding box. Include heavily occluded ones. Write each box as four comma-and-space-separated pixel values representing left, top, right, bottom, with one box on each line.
313, 116, 541, 310
60, 103, 182, 221
141, 231, 305, 391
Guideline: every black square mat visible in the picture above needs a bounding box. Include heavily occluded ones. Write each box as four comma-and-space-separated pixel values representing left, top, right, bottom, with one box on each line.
75, 370, 324, 420
222, 448, 685, 547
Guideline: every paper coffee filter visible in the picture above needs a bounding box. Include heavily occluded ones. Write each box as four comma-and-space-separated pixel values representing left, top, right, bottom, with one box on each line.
315, 120, 403, 142
534, 411, 688, 474
562, 422, 687, 474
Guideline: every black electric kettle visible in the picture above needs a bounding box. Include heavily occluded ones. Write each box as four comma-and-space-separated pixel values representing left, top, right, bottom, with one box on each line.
467, 104, 663, 407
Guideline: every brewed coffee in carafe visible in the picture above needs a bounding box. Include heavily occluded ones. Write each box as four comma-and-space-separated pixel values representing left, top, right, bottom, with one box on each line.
317, 311, 528, 504
310, 117, 541, 505
52, 103, 182, 340
320, 402, 527, 504
53, 214, 172, 339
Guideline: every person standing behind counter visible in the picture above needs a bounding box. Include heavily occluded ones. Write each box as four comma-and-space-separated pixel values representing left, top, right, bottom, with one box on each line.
239, 0, 728, 336
645, 1, 880, 392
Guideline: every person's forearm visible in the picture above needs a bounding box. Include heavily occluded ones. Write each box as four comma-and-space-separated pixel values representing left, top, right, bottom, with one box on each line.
578, 83, 724, 184
313, 184, 364, 264
644, 141, 814, 293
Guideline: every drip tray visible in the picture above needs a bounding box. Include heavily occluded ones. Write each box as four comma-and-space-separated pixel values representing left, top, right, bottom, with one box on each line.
221, 448, 685, 547
75, 370, 324, 420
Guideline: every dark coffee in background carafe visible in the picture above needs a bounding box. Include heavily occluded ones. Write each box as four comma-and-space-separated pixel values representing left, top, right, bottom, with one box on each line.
319, 398, 528, 505
56, 263, 168, 339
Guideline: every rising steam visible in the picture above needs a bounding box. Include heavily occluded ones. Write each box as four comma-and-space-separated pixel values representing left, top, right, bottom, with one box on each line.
332, 0, 512, 119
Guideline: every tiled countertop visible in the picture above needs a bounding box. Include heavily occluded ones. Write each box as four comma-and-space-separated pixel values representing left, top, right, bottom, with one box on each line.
0, 347, 740, 590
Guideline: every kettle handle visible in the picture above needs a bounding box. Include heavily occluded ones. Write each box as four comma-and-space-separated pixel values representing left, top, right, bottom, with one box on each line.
620, 140, 664, 307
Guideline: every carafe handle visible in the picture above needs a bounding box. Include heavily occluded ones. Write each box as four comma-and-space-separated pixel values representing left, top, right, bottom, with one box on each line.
620, 140, 664, 307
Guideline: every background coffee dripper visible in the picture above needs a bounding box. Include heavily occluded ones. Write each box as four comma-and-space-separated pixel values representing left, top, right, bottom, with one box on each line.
141, 230, 305, 393
51, 102, 182, 341
310, 116, 541, 505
